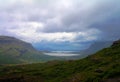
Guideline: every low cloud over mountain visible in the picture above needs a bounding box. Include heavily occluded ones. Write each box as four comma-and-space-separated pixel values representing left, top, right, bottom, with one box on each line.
0, 0, 120, 50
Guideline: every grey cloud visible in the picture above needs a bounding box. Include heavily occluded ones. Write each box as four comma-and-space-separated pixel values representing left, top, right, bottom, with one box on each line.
0, 0, 120, 42
41, 0, 120, 34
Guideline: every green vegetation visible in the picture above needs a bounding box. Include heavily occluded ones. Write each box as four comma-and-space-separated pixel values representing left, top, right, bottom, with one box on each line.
0, 40, 120, 82
0, 36, 68, 64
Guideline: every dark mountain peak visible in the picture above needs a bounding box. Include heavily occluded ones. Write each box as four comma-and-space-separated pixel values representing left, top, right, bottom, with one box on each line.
112, 39, 120, 47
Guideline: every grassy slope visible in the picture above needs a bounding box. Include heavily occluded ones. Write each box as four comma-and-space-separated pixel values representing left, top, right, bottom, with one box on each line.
0, 41, 120, 82
0, 36, 63, 64
0, 36, 79, 64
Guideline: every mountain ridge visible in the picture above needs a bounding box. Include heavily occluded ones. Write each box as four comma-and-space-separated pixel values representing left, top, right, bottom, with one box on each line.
78, 41, 113, 58
0, 36, 81, 64
0, 39, 119, 82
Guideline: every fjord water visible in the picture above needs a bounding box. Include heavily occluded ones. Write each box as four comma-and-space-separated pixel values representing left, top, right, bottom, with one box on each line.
44, 51, 80, 56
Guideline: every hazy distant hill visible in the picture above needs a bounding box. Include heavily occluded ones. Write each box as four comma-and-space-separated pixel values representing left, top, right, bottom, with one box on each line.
78, 41, 113, 58
0, 36, 114, 64
0, 39, 119, 82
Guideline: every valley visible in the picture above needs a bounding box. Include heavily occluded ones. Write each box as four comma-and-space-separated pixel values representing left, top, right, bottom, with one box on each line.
0, 37, 119, 82
0, 0, 120, 82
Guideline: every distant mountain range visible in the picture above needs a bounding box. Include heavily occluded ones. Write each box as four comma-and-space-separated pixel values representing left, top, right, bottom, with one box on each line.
78, 41, 113, 58
33, 41, 87, 51
34, 40, 113, 55
0, 38, 119, 82
0, 36, 70, 64
0, 36, 113, 64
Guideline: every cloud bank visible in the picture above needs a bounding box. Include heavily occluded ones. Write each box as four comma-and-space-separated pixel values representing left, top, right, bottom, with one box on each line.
0, 0, 120, 44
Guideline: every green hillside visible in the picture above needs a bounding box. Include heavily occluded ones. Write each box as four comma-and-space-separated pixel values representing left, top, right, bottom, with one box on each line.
0, 40, 120, 82
0, 36, 45, 64
0, 36, 70, 64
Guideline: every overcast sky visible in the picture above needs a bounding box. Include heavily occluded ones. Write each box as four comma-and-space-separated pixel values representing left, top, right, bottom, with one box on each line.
0, 0, 120, 47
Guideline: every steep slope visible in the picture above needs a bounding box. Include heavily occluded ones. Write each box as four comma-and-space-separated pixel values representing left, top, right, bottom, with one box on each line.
0, 36, 78, 64
0, 36, 43, 64
78, 41, 113, 58
0, 40, 119, 82
0, 36, 65, 64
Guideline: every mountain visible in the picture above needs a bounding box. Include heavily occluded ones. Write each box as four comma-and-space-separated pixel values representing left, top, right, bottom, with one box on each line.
0, 36, 67, 64
78, 41, 113, 58
33, 41, 86, 51
0, 40, 119, 82
0, 36, 43, 64
0, 36, 82, 64
33, 41, 113, 59
33, 41, 112, 53
0, 36, 39, 54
